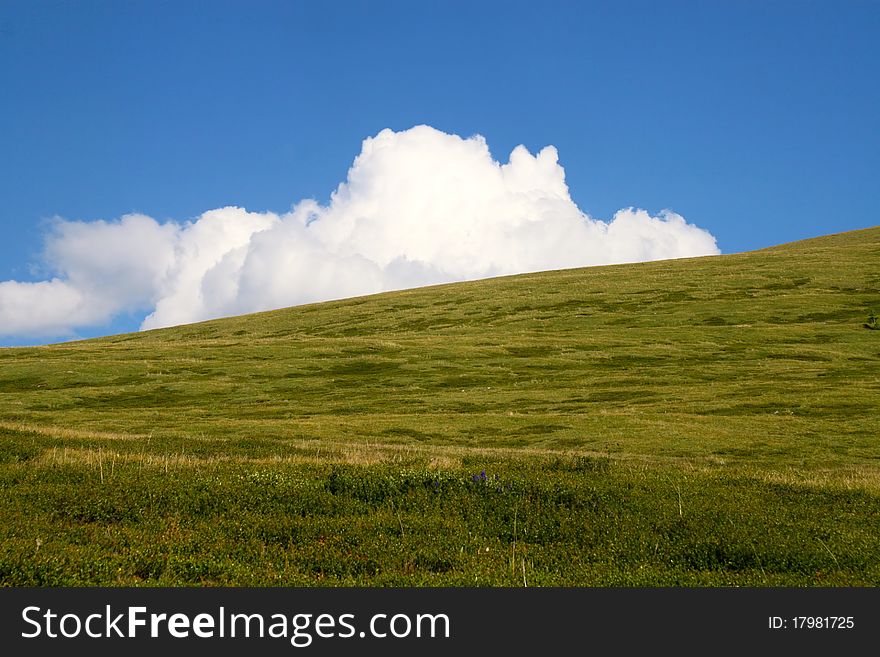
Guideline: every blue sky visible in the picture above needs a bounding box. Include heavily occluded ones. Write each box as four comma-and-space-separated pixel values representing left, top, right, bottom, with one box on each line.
1, 0, 878, 345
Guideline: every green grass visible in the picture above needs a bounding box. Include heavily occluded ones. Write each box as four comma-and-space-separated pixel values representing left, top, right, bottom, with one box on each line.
1, 225, 879, 586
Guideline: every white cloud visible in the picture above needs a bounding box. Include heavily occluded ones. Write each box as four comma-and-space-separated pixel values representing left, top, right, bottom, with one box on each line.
0, 125, 720, 340
143, 207, 278, 330
44, 213, 180, 309
0, 279, 85, 337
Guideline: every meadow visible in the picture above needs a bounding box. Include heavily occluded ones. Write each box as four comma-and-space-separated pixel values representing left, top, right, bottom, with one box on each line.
1, 226, 878, 585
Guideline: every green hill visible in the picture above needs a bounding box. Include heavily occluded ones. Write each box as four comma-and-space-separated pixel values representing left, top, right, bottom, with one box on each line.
1, 226, 879, 586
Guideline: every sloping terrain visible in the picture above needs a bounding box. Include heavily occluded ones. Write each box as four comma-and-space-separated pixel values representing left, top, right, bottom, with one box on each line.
1, 226, 878, 585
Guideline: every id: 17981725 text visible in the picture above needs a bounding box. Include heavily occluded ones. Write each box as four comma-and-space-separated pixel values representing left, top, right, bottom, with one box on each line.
768, 616, 854, 630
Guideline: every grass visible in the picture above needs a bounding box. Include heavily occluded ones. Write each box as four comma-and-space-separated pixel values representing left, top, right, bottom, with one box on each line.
0, 225, 879, 586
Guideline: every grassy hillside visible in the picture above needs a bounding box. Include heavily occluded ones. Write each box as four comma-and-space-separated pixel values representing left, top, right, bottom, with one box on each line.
1, 226, 878, 586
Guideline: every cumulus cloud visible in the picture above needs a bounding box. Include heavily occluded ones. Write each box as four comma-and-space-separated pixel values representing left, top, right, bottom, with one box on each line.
0, 125, 719, 339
